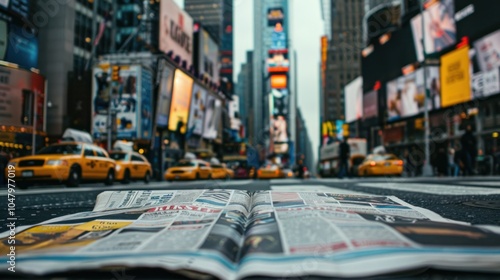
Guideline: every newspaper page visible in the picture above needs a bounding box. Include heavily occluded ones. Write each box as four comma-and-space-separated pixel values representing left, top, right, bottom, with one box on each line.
237, 191, 500, 279
1, 190, 500, 280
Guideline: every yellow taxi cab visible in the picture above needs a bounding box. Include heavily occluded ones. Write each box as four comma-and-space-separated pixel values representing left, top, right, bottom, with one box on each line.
257, 164, 285, 179
164, 159, 212, 181
358, 154, 404, 177
7, 142, 116, 188
109, 151, 152, 184
211, 163, 235, 180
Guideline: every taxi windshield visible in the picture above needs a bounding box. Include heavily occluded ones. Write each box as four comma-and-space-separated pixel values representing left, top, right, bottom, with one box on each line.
176, 161, 197, 167
37, 144, 82, 155
109, 153, 130, 161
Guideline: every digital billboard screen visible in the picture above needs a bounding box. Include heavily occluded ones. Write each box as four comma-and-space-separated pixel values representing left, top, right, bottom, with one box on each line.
168, 69, 194, 134
187, 82, 207, 137
411, 0, 456, 62
155, 61, 175, 128
270, 74, 287, 89
202, 94, 222, 140
344, 77, 363, 123
386, 67, 440, 121
267, 7, 284, 26
92, 65, 142, 139
267, 52, 289, 73
363, 90, 378, 119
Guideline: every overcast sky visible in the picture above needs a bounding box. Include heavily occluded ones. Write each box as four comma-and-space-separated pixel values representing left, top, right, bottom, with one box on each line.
176, 0, 323, 164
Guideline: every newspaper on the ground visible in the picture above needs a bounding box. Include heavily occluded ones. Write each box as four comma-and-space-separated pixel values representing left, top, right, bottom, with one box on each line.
2, 189, 500, 280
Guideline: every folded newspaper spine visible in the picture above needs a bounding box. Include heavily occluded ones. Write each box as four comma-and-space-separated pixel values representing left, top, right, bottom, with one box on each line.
1, 189, 500, 280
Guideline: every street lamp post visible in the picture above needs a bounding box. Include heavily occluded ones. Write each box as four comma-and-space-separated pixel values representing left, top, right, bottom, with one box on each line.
420, 0, 433, 176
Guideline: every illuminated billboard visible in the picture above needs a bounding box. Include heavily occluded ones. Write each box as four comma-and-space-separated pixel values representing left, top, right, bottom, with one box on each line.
168, 69, 194, 134
271, 89, 288, 116
267, 52, 289, 73
267, 7, 284, 26
321, 36, 328, 88
386, 67, 440, 121
92, 65, 145, 139
363, 90, 378, 119
411, 0, 456, 62
440, 46, 471, 108
155, 60, 175, 128
270, 74, 287, 89
271, 22, 287, 50
0, 65, 45, 131
344, 77, 363, 123
202, 94, 222, 140
187, 82, 208, 137
159, 0, 193, 66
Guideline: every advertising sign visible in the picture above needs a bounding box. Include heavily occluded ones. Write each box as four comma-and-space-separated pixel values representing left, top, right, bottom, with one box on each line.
271, 22, 287, 50
267, 7, 284, 26
198, 29, 220, 82
473, 29, 500, 73
344, 77, 363, 123
363, 90, 378, 119
168, 69, 194, 134
267, 52, 289, 73
386, 67, 440, 121
272, 115, 288, 154
440, 46, 471, 108
472, 68, 500, 99
159, 0, 193, 66
0, 18, 38, 70
321, 36, 327, 88
140, 68, 153, 139
411, 0, 456, 62
270, 74, 287, 89
187, 82, 207, 137
92, 65, 142, 139
0, 65, 45, 130
202, 94, 222, 140
228, 95, 241, 131
271, 89, 288, 116
156, 61, 175, 128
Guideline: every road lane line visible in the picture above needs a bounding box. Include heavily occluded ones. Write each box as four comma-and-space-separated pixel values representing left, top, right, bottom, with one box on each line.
356, 182, 500, 195
457, 181, 500, 187
271, 185, 369, 195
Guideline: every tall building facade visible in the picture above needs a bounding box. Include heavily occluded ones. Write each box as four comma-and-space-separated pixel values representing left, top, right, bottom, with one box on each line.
253, 0, 295, 165
185, 0, 234, 95
322, 0, 364, 123
37, 0, 115, 137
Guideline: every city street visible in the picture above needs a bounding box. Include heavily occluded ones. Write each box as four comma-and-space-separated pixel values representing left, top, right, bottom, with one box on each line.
2, 177, 500, 232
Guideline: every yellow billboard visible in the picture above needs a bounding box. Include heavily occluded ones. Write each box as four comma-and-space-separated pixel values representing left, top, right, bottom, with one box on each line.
168, 69, 194, 133
440, 46, 472, 108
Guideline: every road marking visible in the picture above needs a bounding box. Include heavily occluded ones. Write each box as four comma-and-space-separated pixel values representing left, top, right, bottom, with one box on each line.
356, 182, 500, 195
271, 185, 369, 195
0, 180, 254, 196
457, 181, 500, 187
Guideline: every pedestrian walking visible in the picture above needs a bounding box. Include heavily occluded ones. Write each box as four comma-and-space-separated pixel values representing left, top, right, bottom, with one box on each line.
338, 138, 350, 179
460, 125, 477, 176
448, 148, 459, 177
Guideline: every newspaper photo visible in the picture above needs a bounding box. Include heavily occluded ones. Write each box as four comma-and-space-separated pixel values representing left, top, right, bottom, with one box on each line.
1, 190, 500, 280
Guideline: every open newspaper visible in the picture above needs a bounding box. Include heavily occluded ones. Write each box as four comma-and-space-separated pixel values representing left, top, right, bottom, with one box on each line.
2, 190, 500, 279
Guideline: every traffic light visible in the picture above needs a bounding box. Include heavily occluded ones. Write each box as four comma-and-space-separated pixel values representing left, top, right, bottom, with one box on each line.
111, 66, 120, 81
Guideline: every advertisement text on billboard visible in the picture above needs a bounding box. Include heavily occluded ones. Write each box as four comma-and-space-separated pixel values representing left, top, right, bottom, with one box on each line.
440, 46, 471, 108
159, 0, 193, 66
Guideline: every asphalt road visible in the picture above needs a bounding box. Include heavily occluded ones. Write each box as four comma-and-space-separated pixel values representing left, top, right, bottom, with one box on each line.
1, 176, 500, 232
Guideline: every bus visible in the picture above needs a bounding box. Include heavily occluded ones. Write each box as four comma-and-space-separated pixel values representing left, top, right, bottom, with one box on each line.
319, 138, 367, 177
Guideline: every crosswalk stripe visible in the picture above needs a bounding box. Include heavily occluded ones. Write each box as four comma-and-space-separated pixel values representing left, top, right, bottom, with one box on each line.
356, 182, 500, 195
457, 181, 500, 187
271, 185, 369, 195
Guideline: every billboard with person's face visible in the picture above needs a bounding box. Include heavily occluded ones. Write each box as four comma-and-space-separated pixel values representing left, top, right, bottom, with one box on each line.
386, 67, 440, 121
411, 0, 456, 61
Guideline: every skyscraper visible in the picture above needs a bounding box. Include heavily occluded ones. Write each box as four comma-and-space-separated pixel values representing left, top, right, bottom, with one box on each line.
322, 0, 364, 122
253, 0, 294, 165
185, 0, 234, 95
37, 0, 114, 137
